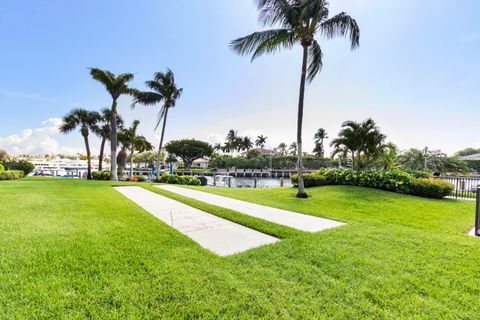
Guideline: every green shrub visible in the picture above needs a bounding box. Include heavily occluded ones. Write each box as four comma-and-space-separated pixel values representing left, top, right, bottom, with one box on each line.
404, 169, 431, 178
92, 170, 111, 180
0, 170, 25, 180
410, 178, 454, 199
291, 168, 453, 199
0, 163, 4, 172
154, 174, 200, 186
291, 173, 327, 187
2, 160, 34, 176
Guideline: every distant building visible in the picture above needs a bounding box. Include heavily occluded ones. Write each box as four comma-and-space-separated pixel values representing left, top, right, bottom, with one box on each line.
191, 158, 209, 169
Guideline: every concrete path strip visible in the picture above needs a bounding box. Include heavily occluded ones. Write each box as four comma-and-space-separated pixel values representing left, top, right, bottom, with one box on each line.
114, 186, 278, 256
156, 185, 345, 232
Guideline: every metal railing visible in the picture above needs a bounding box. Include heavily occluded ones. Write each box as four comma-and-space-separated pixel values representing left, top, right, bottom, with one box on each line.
476, 187, 480, 236
438, 176, 480, 200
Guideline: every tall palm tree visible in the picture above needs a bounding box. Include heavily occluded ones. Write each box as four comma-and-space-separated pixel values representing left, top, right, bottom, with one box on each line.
231, 0, 359, 197
132, 69, 183, 179
255, 135, 268, 148
278, 142, 287, 155
89, 68, 138, 181
93, 108, 124, 171
60, 108, 100, 180
313, 128, 328, 157
289, 142, 297, 156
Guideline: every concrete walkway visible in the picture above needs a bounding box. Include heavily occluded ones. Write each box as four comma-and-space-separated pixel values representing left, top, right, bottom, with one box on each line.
114, 186, 278, 256
156, 185, 345, 232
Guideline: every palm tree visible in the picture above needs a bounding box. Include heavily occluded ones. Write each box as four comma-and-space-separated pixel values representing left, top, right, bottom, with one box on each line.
118, 120, 155, 177
231, 0, 359, 197
93, 108, 124, 171
213, 143, 223, 153
278, 142, 287, 155
330, 119, 385, 171
313, 128, 328, 157
60, 108, 100, 180
89, 68, 138, 181
289, 142, 297, 156
132, 69, 183, 179
241, 136, 254, 152
255, 135, 268, 148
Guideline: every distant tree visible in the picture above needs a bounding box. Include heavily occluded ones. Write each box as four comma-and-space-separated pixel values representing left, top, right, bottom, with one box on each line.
118, 120, 154, 177
241, 136, 254, 152
378, 142, 398, 169
224, 130, 240, 155
330, 119, 386, 171
132, 69, 183, 179
397, 147, 468, 174
93, 108, 124, 171
313, 128, 328, 157
60, 108, 101, 180
231, 0, 360, 198
278, 143, 287, 155
213, 143, 223, 153
165, 139, 213, 171
289, 142, 297, 156
455, 148, 480, 157
255, 135, 268, 148
0, 149, 9, 161
90, 68, 138, 180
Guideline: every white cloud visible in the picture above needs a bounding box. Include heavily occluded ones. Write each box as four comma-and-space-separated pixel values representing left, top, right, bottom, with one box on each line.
0, 118, 83, 156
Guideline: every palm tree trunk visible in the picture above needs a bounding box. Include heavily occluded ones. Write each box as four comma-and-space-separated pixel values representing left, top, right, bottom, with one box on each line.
295, 44, 309, 198
129, 148, 134, 177
84, 134, 92, 180
110, 100, 118, 181
98, 137, 106, 171
156, 107, 169, 179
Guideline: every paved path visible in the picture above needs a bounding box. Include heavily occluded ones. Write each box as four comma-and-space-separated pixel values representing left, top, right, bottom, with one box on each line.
114, 186, 278, 256
156, 185, 345, 232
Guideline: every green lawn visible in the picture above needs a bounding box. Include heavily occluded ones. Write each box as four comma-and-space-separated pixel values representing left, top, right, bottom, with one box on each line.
1, 178, 479, 319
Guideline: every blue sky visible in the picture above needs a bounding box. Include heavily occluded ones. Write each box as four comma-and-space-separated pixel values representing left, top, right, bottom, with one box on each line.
0, 0, 479, 156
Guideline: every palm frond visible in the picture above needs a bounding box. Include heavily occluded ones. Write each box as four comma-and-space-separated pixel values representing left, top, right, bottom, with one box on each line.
320, 12, 360, 50
307, 40, 323, 82
230, 29, 294, 59
89, 68, 114, 92
131, 91, 163, 108
258, 0, 300, 28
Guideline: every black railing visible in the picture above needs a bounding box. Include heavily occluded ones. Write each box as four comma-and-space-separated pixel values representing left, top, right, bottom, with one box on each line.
476, 187, 480, 236
438, 176, 480, 200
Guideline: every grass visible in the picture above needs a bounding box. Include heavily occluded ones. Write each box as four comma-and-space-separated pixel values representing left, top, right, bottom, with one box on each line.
0, 178, 479, 319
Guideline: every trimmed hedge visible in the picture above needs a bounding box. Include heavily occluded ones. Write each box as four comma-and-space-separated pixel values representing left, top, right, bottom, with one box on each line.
0, 170, 25, 180
292, 169, 453, 199
154, 174, 201, 186
92, 170, 111, 180
411, 178, 454, 199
